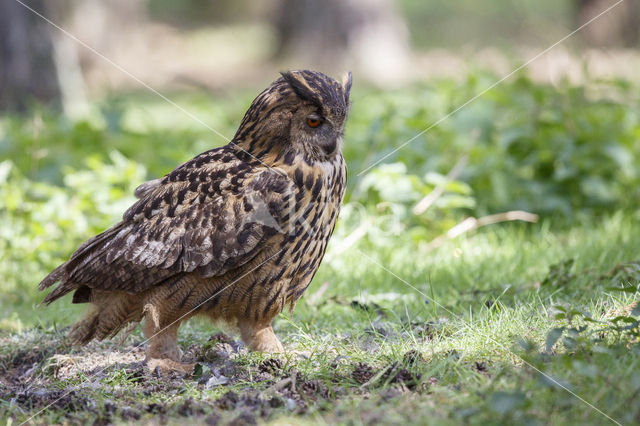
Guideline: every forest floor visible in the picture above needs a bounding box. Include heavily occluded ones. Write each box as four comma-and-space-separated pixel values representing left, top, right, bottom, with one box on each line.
2, 213, 640, 425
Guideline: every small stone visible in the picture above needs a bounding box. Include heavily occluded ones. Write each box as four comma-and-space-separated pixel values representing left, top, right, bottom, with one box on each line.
205, 375, 229, 389
285, 398, 297, 411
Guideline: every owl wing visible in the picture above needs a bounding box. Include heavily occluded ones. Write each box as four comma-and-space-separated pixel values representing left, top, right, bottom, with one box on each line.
40, 153, 292, 301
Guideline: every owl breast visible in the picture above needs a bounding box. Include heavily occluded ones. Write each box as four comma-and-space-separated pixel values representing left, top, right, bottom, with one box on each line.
280, 154, 347, 306
206, 153, 346, 324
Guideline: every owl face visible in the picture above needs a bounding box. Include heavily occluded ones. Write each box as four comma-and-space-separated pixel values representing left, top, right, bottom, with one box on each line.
287, 100, 344, 158
233, 70, 352, 163
281, 70, 352, 159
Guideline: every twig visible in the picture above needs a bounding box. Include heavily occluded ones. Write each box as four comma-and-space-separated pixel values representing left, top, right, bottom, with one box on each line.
325, 223, 368, 262
268, 377, 293, 392
424, 210, 539, 251
306, 281, 330, 306
358, 366, 388, 390
267, 369, 297, 392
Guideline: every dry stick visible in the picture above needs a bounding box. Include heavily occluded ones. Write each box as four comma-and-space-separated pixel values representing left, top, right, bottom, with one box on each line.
334, 133, 479, 258
330, 160, 525, 261
268, 369, 297, 392
424, 210, 539, 251
305, 281, 330, 306
268, 377, 293, 392
324, 224, 368, 263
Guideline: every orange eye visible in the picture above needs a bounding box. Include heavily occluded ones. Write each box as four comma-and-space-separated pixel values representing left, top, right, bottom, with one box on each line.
306, 117, 322, 128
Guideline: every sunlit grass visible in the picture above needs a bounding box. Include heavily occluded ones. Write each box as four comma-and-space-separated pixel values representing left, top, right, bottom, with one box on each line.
3, 211, 640, 424
2, 74, 640, 424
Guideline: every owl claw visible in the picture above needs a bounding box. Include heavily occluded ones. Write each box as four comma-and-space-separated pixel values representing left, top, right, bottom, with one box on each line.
239, 324, 284, 353
147, 357, 195, 376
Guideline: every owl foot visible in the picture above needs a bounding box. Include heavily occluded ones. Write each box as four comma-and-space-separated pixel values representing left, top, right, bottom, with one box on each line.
147, 357, 195, 376
143, 316, 191, 374
239, 324, 284, 353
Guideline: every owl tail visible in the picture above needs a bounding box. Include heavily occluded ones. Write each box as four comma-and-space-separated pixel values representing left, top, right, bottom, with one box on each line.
69, 291, 144, 344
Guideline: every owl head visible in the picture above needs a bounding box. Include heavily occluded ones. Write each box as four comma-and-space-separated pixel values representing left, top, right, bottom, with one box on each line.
233, 70, 352, 163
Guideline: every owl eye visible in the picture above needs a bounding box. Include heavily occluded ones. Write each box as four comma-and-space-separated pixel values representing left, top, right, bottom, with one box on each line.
306, 116, 322, 128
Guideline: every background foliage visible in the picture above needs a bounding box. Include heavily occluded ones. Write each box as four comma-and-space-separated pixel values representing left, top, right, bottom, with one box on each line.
2, 0, 640, 424
2, 58, 640, 426
2, 73, 639, 317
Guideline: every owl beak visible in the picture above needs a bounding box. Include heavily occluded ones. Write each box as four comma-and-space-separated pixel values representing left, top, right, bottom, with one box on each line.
318, 137, 339, 156
342, 71, 353, 104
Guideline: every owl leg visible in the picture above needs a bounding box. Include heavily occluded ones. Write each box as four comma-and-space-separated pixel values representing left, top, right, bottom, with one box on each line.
239, 322, 284, 353
143, 317, 194, 375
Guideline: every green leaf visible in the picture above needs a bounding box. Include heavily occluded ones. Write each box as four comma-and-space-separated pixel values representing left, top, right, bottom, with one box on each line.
192, 363, 203, 378
562, 336, 577, 350
610, 316, 638, 324
571, 360, 599, 378
490, 391, 526, 415
545, 327, 564, 352
631, 372, 640, 391
607, 284, 639, 293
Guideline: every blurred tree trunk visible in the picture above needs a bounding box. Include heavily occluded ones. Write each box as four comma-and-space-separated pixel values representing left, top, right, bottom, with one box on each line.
576, 0, 640, 47
0, 0, 61, 112
273, 0, 410, 86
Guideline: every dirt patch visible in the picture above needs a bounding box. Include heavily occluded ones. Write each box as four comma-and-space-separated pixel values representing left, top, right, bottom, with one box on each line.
350, 355, 424, 391
10, 388, 89, 412
2, 331, 437, 424
297, 379, 330, 400
403, 349, 425, 365
352, 362, 376, 385
48, 346, 146, 380
473, 361, 488, 373
381, 363, 422, 390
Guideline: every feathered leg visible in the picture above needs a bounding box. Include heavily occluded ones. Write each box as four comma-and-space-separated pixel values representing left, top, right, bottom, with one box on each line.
143, 311, 194, 375
239, 322, 284, 353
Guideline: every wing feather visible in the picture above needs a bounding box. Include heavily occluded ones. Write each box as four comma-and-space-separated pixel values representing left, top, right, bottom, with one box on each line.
40, 148, 293, 301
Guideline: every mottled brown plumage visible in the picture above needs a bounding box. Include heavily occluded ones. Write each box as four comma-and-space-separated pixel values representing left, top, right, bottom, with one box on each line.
40, 70, 352, 372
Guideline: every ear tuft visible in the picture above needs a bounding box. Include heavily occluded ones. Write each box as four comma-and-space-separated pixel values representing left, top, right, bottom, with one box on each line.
342, 71, 353, 103
280, 71, 320, 106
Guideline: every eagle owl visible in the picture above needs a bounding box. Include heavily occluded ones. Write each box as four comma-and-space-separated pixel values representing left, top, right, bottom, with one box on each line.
40, 70, 352, 373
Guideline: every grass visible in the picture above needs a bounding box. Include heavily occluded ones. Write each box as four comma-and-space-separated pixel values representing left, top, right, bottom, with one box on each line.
1, 72, 639, 424
2, 212, 639, 425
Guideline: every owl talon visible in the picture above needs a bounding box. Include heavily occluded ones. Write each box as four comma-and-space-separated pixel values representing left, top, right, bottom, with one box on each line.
240, 324, 284, 353
147, 358, 195, 376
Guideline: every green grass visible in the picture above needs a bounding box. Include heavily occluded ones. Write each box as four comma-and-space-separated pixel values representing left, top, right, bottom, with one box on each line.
2, 72, 640, 424
2, 212, 639, 425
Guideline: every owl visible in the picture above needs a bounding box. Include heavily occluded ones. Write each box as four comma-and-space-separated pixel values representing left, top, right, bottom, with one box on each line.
39, 70, 352, 373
